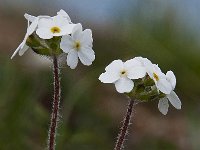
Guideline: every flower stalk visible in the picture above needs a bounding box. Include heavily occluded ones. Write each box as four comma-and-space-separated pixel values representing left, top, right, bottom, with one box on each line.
48, 55, 61, 150
114, 98, 135, 150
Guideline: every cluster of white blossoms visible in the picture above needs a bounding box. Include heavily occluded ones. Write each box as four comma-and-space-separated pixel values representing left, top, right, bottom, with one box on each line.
99, 57, 181, 115
11, 10, 95, 69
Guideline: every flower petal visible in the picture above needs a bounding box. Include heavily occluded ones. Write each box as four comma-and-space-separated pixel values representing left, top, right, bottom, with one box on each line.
124, 58, 142, 69
67, 50, 78, 69
158, 97, 169, 115
57, 9, 72, 23
114, 77, 134, 93
99, 72, 120, 83
127, 67, 146, 79
72, 23, 82, 40
81, 29, 93, 46
19, 45, 29, 56
78, 47, 95, 66
60, 35, 74, 53
147, 64, 161, 79
167, 91, 181, 109
105, 60, 124, 73
24, 13, 36, 22
11, 42, 23, 59
53, 15, 69, 27
124, 59, 146, 79
38, 18, 53, 28
61, 24, 77, 35
36, 28, 53, 39
27, 17, 39, 35
157, 78, 172, 94
166, 71, 176, 90
134, 57, 152, 67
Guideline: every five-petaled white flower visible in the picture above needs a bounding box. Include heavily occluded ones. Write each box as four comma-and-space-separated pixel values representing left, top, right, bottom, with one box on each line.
60, 23, 95, 69
158, 71, 182, 115
36, 15, 76, 39
98, 58, 146, 93
146, 63, 172, 94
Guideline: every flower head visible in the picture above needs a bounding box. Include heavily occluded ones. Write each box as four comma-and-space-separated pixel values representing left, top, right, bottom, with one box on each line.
99, 56, 181, 115
36, 15, 76, 39
11, 10, 77, 59
60, 23, 95, 69
158, 71, 181, 115
146, 63, 172, 94
99, 58, 146, 93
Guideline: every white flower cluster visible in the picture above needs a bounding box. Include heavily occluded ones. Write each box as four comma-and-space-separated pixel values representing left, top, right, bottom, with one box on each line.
11, 10, 95, 69
99, 57, 181, 115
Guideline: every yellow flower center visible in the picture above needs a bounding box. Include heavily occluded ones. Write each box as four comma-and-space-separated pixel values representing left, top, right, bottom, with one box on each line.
120, 70, 127, 77
50, 26, 61, 33
153, 73, 159, 81
74, 41, 81, 50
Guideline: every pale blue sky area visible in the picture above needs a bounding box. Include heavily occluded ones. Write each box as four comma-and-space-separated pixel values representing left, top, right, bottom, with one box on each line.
1, 0, 200, 33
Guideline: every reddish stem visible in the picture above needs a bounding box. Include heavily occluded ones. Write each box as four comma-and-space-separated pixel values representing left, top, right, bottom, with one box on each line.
114, 99, 135, 150
48, 56, 61, 150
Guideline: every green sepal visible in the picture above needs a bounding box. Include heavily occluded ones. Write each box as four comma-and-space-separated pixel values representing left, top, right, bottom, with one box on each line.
26, 33, 63, 56
126, 76, 167, 103
143, 75, 154, 86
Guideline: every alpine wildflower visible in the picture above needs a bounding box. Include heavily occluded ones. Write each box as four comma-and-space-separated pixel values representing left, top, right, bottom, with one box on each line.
60, 23, 95, 69
158, 71, 181, 115
99, 58, 146, 93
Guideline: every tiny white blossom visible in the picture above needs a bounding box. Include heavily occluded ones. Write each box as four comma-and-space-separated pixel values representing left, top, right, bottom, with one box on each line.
36, 15, 76, 39
60, 23, 95, 69
11, 9, 75, 59
99, 58, 146, 93
158, 71, 181, 115
146, 63, 172, 94
15, 14, 54, 58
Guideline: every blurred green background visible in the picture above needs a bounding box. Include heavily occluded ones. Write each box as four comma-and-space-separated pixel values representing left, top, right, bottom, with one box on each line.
0, 0, 200, 150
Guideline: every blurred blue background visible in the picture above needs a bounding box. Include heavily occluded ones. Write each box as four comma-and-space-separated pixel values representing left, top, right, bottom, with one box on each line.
0, 0, 200, 149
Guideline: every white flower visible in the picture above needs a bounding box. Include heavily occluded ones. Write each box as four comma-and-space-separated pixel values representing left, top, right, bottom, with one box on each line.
99, 58, 146, 93
146, 63, 172, 94
11, 10, 75, 59
11, 16, 39, 59
36, 15, 76, 39
11, 12, 54, 59
60, 23, 95, 69
158, 71, 182, 115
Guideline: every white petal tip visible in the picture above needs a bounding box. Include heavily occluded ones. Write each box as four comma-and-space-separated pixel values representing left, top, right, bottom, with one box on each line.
10, 55, 14, 59
161, 112, 168, 115
11, 53, 16, 59
98, 74, 106, 83
116, 90, 124, 94
70, 67, 76, 69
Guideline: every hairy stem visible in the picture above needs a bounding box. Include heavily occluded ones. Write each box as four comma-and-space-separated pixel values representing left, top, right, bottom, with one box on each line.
114, 98, 135, 150
48, 56, 61, 150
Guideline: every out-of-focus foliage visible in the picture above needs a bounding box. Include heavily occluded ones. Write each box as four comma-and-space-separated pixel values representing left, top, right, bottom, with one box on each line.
0, 0, 200, 150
